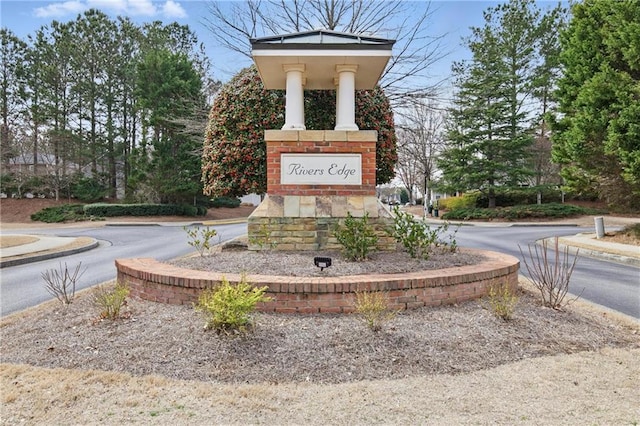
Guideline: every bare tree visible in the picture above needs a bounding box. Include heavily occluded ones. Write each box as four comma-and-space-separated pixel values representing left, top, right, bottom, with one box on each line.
201, 0, 448, 105
395, 101, 445, 206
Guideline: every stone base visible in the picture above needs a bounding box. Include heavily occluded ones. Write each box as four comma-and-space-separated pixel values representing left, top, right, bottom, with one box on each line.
247, 195, 395, 251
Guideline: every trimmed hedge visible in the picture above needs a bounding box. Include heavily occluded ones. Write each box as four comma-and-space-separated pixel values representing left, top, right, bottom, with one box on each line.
441, 203, 606, 221
83, 203, 203, 217
474, 187, 564, 208
210, 197, 241, 208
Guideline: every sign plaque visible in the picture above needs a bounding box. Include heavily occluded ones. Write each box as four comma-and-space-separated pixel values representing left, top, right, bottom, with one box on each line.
281, 154, 362, 185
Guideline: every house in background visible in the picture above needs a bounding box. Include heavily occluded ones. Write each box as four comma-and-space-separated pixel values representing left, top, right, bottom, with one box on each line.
4, 153, 82, 177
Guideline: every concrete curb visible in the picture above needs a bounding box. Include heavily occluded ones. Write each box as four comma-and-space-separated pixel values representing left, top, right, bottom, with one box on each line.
0, 239, 99, 268
542, 236, 640, 267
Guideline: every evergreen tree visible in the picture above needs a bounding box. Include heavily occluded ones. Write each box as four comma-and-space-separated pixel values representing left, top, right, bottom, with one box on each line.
0, 29, 27, 164
439, 0, 556, 208
552, 0, 640, 209
132, 49, 205, 203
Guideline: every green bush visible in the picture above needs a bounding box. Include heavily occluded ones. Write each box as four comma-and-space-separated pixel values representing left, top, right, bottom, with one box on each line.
437, 193, 479, 211
0, 173, 17, 195
387, 209, 437, 259
441, 203, 606, 221
83, 203, 202, 217
474, 186, 564, 208
387, 208, 458, 259
72, 176, 106, 203
399, 189, 410, 204
195, 275, 270, 335
210, 197, 241, 208
22, 176, 48, 195
333, 212, 379, 261
184, 226, 218, 257
92, 281, 130, 320
31, 204, 86, 223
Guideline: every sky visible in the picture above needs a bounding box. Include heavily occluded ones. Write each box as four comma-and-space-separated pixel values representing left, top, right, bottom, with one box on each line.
0, 0, 514, 89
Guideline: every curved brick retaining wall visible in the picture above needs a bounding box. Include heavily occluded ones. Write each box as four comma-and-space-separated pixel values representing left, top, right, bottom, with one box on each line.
115, 248, 519, 314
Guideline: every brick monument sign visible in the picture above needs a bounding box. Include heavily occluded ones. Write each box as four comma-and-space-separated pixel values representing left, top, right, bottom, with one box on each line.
248, 30, 396, 251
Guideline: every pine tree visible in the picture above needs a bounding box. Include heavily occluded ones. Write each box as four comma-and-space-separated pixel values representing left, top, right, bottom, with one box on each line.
439, 0, 552, 208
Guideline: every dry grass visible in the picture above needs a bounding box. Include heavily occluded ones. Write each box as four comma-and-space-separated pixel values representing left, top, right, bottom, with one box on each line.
0, 235, 38, 248
1, 345, 639, 425
1, 278, 639, 424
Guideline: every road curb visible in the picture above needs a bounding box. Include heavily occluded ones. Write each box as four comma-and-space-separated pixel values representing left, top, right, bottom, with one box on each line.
541, 237, 640, 267
0, 239, 99, 268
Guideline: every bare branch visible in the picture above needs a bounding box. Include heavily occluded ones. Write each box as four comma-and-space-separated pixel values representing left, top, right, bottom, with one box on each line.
201, 0, 450, 106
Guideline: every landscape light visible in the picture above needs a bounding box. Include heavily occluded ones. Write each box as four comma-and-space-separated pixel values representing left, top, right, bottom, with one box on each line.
314, 256, 332, 271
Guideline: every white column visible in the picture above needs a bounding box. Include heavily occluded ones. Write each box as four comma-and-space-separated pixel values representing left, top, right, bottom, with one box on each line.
335, 64, 359, 131
334, 77, 340, 130
282, 64, 306, 130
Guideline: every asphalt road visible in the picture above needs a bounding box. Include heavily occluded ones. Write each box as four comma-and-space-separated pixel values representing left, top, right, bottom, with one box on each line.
1, 223, 638, 319
0, 222, 248, 316
453, 225, 640, 319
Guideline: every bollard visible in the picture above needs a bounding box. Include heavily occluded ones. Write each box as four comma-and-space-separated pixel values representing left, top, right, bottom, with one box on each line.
594, 216, 605, 239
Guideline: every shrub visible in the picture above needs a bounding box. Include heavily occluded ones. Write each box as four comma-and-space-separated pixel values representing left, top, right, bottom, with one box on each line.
486, 281, 518, 321
437, 193, 479, 211
474, 186, 564, 208
441, 203, 606, 221
83, 203, 201, 217
0, 173, 17, 195
31, 204, 86, 223
180, 204, 199, 216
209, 197, 241, 208
41, 262, 86, 306
195, 275, 270, 335
72, 176, 106, 203
333, 212, 379, 261
92, 281, 130, 320
184, 226, 218, 257
399, 188, 410, 204
519, 237, 581, 309
387, 208, 458, 259
354, 291, 397, 332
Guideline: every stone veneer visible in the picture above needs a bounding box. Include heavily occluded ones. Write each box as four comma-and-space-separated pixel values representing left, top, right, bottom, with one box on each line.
247, 194, 395, 251
115, 248, 520, 314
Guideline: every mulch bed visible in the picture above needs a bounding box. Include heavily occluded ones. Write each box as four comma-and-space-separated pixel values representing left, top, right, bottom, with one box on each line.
1, 284, 637, 385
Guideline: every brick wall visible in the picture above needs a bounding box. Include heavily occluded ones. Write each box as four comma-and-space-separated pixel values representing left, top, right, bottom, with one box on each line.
115, 248, 520, 314
265, 130, 377, 196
